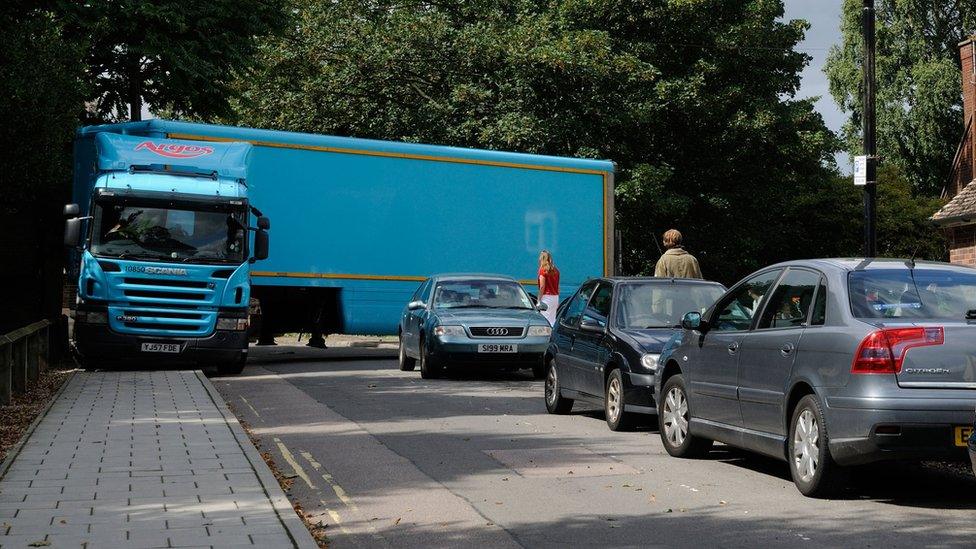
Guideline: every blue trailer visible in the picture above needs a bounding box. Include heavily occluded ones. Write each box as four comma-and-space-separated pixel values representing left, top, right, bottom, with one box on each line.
69, 120, 614, 358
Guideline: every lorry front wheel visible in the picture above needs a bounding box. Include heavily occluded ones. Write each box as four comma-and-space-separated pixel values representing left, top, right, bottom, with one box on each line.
216, 354, 247, 376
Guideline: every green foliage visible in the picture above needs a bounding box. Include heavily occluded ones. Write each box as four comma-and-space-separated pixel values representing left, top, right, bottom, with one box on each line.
231, 0, 844, 284
825, 0, 976, 197
0, 1, 87, 206
60, 0, 286, 121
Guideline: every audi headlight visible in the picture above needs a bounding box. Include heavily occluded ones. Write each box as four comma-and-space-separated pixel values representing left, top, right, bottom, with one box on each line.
641, 353, 660, 371
527, 325, 552, 337
216, 317, 249, 331
433, 325, 465, 337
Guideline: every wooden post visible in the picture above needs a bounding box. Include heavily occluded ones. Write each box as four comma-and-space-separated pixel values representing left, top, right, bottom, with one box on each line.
39, 325, 50, 373
27, 332, 39, 384
12, 338, 26, 393
0, 344, 11, 406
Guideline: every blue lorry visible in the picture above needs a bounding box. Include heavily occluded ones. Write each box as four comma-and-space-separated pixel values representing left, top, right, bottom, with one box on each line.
67, 120, 614, 370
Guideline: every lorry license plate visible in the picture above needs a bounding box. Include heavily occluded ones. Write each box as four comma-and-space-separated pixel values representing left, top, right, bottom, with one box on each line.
141, 343, 181, 353
478, 344, 516, 353
954, 426, 973, 447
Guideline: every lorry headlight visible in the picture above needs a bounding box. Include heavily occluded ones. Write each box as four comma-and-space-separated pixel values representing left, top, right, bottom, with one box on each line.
433, 325, 465, 337
641, 353, 660, 371
527, 326, 552, 337
76, 311, 107, 325
216, 317, 249, 331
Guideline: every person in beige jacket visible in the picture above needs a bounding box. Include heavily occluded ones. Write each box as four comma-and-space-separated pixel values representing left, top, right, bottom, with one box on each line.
654, 229, 702, 279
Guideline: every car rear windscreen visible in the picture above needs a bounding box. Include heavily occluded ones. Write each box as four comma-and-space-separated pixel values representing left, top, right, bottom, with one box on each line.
848, 268, 976, 320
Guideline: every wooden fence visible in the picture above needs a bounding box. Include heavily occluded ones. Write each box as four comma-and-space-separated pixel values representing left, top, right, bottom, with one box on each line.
0, 320, 50, 406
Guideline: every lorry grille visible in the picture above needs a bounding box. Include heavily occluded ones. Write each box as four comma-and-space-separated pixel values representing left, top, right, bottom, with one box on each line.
469, 327, 525, 337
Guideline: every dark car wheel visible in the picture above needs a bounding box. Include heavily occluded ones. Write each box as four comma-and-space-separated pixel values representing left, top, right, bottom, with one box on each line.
419, 339, 441, 379
398, 334, 416, 371
544, 360, 573, 414
659, 374, 712, 457
789, 394, 846, 498
216, 354, 247, 376
605, 369, 635, 431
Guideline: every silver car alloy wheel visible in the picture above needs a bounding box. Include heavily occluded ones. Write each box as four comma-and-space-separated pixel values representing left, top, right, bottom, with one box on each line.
607, 377, 621, 423
546, 366, 558, 406
663, 386, 689, 447
793, 409, 820, 483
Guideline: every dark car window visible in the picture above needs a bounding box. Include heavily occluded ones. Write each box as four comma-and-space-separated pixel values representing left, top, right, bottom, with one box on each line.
411, 279, 430, 303
758, 269, 821, 329
711, 270, 781, 332
562, 284, 597, 327
583, 283, 613, 328
615, 282, 725, 329
849, 268, 976, 320
811, 277, 827, 325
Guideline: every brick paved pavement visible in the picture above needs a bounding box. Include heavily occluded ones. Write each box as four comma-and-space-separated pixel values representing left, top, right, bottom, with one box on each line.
0, 371, 316, 548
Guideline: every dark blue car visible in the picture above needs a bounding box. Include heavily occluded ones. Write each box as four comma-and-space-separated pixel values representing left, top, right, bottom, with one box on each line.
398, 274, 552, 379
543, 277, 725, 430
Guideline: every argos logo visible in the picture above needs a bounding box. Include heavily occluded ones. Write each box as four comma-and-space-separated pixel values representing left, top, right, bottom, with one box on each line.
134, 141, 214, 159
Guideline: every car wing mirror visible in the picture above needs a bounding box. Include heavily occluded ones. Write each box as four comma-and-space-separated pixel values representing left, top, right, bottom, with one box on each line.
681, 311, 704, 331
580, 317, 605, 333
537, 301, 548, 312
408, 300, 426, 310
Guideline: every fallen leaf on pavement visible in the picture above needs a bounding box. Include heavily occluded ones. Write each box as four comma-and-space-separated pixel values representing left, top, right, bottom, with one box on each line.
394, 517, 401, 525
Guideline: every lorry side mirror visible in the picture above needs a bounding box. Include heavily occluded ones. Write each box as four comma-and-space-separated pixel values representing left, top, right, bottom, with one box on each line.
64, 203, 80, 217
64, 218, 82, 247
254, 230, 269, 261
257, 216, 270, 230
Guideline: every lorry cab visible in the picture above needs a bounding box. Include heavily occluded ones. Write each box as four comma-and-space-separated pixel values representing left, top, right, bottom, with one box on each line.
64, 132, 269, 374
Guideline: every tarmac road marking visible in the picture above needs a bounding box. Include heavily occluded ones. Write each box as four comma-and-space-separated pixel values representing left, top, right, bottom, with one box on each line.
239, 395, 262, 420
273, 437, 316, 489
325, 505, 353, 536
301, 450, 357, 510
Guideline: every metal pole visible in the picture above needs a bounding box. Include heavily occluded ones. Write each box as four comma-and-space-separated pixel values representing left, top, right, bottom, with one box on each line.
862, 0, 878, 257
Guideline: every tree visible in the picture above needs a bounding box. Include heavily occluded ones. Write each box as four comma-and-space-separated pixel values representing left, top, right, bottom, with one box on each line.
230, 0, 843, 284
60, 0, 286, 122
0, 0, 87, 335
825, 0, 976, 197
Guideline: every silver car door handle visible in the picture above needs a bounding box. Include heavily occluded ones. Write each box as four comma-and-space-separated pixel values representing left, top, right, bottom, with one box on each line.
780, 342, 795, 356
727, 342, 739, 354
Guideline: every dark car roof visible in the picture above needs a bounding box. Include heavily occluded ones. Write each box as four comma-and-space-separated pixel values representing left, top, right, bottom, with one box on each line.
592, 276, 726, 288
764, 258, 976, 273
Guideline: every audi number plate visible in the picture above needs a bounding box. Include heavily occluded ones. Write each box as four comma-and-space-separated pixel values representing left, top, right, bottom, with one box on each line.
141, 343, 181, 353
954, 426, 973, 447
478, 344, 517, 353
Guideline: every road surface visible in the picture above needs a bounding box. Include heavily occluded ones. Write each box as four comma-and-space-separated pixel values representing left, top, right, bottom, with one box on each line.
213, 345, 976, 549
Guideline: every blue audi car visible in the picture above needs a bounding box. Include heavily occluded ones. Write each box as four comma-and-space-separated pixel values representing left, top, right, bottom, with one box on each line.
397, 274, 553, 379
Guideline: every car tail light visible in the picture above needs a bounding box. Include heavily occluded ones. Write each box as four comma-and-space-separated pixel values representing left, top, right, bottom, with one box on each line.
851, 327, 944, 374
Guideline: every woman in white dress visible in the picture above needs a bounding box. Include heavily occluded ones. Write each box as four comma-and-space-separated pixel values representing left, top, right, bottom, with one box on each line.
537, 250, 560, 326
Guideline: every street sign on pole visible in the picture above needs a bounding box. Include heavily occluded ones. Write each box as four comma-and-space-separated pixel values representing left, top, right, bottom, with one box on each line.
854, 155, 867, 186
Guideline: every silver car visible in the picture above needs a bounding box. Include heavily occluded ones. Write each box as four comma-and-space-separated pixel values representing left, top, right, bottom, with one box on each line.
656, 259, 976, 497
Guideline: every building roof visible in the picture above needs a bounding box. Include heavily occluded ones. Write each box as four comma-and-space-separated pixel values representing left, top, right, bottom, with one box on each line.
931, 180, 976, 227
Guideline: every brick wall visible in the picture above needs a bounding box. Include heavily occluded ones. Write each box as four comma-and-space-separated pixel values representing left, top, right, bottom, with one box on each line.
949, 226, 976, 267
953, 38, 975, 197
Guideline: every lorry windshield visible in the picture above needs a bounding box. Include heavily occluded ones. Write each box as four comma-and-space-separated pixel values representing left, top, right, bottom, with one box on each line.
90, 198, 247, 264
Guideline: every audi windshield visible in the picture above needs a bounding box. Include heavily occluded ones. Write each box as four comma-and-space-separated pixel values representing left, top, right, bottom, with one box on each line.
89, 196, 247, 264
433, 280, 534, 309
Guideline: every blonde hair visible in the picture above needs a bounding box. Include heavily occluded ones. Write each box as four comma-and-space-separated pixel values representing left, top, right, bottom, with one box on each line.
538, 250, 555, 273
663, 229, 683, 248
